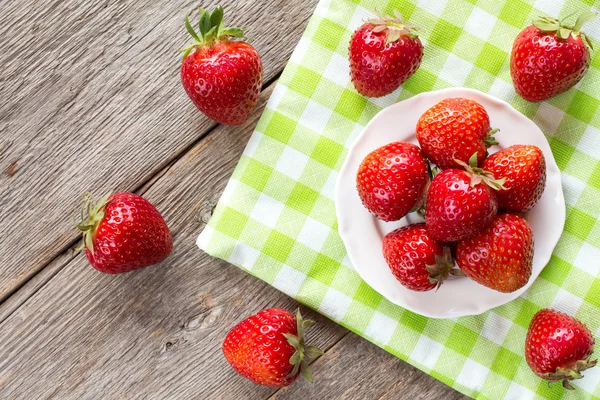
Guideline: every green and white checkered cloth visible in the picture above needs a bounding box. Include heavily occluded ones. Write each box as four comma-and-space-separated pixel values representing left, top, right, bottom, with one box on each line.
197, 0, 600, 398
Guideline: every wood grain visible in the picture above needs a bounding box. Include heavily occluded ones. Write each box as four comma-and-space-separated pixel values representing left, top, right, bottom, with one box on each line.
271, 333, 469, 400
0, 0, 318, 301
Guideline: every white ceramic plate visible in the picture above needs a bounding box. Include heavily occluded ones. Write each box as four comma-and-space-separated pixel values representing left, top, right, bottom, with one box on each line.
336, 87, 565, 318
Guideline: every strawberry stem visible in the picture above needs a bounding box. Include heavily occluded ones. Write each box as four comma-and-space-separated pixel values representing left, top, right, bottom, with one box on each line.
366, 10, 420, 43
532, 12, 597, 48
454, 152, 507, 191
542, 358, 597, 390
76, 192, 111, 255
426, 247, 462, 291
180, 7, 246, 60
283, 309, 323, 382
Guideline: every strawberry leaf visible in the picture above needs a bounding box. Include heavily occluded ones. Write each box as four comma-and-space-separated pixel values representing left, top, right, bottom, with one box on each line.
558, 28, 572, 39
573, 11, 597, 32
532, 20, 559, 32
582, 33, 594, 50
305, 345, 324, 359
222, 27, 245, 38
385, 28, 401, 44
199, 9, 211, 36
185, 13, 201, 42
210, 6, 224, 30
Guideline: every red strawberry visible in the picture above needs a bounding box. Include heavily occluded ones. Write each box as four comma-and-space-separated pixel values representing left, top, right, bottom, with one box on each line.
356, 142, 430, 222
222, 308, 322, 387
511, 13, 596, 102
77, 192, 172, 274
456, 213, 533, 293
349, 11, 423, 98
416, 98, 498, 169
525, 309, 596, 390
425, 155, 503, 242
180, 7, 263, 125
383, 224, 461, 291
483, 145, 546, 212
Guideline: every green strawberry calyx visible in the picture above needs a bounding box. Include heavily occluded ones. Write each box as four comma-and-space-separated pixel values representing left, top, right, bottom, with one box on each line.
454, 152, 507, 190
542, 357, 597, 390
180, 7, 246, 60
282, 309, 324, 383
76, 192, 111, 255
532, 12, 597, 50
367, 10, 420, 44
426, 247, 464, 291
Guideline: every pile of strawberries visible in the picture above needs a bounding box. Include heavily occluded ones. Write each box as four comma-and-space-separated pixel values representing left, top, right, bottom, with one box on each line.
357, 97, 546, 293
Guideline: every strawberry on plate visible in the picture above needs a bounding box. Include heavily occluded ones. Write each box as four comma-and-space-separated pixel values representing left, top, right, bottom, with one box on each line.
349, 10, 423, 98
383, 224, 461, 292
416, 98, 498, 169
180, 7, 263, 125
425, 154, 503, 242
356, 142, 430, 222
511, 12, 596, 102
483, 145, 546, 212
222, 308, 323, 387
526, 309, 596, 390
77, 192, 172, 274
456, 213, 533, 293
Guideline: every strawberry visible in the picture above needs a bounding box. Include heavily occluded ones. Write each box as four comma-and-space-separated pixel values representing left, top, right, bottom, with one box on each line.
356, 142, 430, 222
180, 7, 263, 125
425, 154, 503, 242
349, 10, 423, 98
511, 13, 596, 102
483, 145, 546, 212
383, 224, 461, 292
77, 192, 172, 274
416, 98, 498, 170
525, 309, 596, 390
222, 308, 323, 387
456, 213, 533, 293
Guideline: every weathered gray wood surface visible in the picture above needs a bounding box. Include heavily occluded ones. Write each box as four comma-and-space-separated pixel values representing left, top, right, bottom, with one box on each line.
0, 0, 467, 398
0, 0, 317, 301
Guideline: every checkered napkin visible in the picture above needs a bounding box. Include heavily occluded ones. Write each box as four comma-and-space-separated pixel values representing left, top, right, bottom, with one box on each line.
198, 0, 600, 398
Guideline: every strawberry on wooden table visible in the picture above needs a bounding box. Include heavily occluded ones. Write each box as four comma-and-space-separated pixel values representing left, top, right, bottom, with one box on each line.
222, 308, 323, 387
180, 7, 263, 125
511, 12, 597, 102
349, 10, 423, 98
77, 192, 172, 274
483, 144, 546, 212
425, 154, 504, 242
456, 213, 534, 293
383, 224, 461, 292
416, 98, 499, 169
356, 142, 430, 222
526, 309, 596, 390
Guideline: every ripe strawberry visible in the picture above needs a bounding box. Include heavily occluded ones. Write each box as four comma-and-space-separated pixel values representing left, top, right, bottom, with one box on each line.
425, 154, 503, 242
349, 10, 423, 97
511, 13, 596, 102
525, 309, 596, 390
456, 213, 533, 293
356, 142, 430, 222
383, 224, 461, 292
77, 192, 172, 274
416, 98, 498, 170
180, 7, 263, 125
483, 145, 546, 212
222, 308, 323, 387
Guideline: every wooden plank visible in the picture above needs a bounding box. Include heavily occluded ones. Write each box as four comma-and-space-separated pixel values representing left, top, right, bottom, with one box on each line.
0, 0, 318, 301
271, 333, 469, 400
0, 84, 348, 399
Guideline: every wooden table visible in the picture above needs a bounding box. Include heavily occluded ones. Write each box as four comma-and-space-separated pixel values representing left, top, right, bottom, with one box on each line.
0, 0, 469, 398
